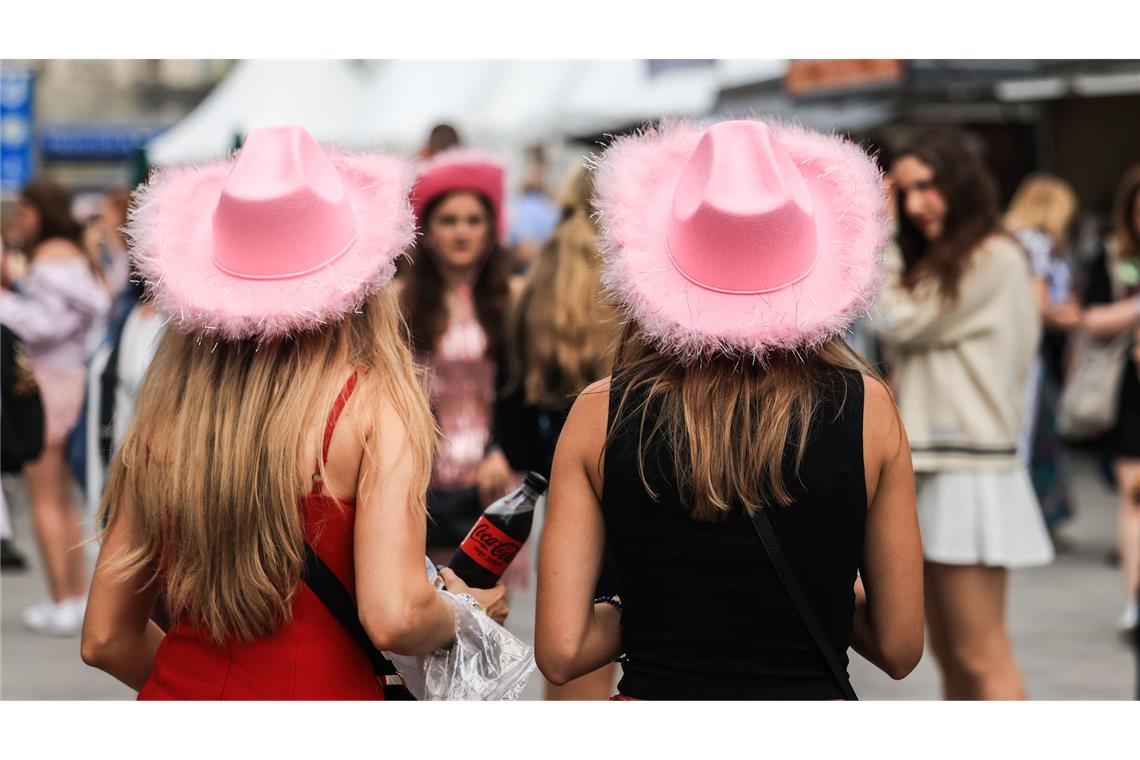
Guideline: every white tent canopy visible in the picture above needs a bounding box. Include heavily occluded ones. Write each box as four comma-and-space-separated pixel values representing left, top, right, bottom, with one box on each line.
147, 60, 790, 165
147, 60, 374, 165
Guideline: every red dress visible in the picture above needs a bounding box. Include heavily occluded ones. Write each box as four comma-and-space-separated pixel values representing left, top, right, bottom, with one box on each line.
138, 372, 383, 700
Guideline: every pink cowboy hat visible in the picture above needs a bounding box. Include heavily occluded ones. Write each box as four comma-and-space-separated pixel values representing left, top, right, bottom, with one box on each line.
410, 149, 507, 241
126, 124, 415, 341
594, 118, 889, 361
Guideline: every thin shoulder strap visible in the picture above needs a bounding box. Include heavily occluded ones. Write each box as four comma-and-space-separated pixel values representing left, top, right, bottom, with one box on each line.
301, 541, 400, 678
322, 370, 361, 466
750, 507, 859, 701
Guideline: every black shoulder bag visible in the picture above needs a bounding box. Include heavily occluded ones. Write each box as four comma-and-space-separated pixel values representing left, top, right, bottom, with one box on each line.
750, 508, 859, 701
301, 542, 416, 700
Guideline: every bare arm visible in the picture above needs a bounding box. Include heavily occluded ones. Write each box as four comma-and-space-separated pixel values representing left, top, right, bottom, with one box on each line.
80, 491, 165, 691
850, 376, 925, 679
1084, 296, 1139, 340
535, 378, 622, 685
354, 394, 457, 656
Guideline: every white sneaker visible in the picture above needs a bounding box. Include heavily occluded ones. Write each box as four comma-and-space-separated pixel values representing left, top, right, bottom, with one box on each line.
22, 598, 56, 630
22, 597, 84, 637
1118, 600, 1138, 633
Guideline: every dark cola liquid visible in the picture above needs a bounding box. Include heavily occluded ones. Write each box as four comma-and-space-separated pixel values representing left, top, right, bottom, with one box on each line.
447, 472, 547, 589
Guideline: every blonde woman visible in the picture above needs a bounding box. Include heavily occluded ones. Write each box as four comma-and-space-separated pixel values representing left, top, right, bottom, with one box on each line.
536, 120, 924, 699
497, 163, 620, 699
80, 126, 505, 699
1004, 173, 1082, 536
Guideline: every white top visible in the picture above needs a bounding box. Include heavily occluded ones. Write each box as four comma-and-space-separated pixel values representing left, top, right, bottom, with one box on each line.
112, 306, 165, 449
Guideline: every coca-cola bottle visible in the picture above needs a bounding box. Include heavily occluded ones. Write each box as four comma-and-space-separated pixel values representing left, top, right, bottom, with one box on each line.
447, 472, 548, 588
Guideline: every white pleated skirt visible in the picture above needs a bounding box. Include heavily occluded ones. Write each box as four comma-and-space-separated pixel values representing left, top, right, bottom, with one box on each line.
915, 467, 1055, 569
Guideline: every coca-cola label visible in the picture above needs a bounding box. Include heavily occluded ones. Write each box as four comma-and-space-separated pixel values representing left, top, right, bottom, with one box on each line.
458, 517, 521, 576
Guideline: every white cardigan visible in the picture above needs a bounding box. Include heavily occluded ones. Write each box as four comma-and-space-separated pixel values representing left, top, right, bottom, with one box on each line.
871, 235, 1041, 472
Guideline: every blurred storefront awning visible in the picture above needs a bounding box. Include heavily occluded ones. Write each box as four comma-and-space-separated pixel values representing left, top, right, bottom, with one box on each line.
40, 123, 168, 161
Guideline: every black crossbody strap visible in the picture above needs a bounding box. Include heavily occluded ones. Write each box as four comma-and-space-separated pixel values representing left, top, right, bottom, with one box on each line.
750, 508, 858, 701
300, 541, 400, 678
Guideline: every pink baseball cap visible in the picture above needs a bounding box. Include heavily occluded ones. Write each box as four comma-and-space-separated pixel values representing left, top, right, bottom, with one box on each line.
126, 124, 415, 341
594, 118, 889, 361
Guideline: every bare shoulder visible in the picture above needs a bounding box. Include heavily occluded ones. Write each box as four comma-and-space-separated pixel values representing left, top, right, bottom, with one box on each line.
579, 376, 611, 399
33, 239, 84, 262
862, 373, 906, 465
568, 376, 610, 427
561, 377, 611, 452
560, 376, 612, 494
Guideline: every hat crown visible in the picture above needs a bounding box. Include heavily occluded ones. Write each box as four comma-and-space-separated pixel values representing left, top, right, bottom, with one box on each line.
211, 125, 356, 279
666, 120, 819, 294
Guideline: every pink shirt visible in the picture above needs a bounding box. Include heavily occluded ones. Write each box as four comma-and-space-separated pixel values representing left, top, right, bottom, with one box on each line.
425, 294, 496, 490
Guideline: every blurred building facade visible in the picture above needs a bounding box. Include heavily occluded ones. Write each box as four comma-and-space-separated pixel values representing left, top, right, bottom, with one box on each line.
713, 59, 1140, 236
2, 59, 230, 196
3, 59, 1137, 238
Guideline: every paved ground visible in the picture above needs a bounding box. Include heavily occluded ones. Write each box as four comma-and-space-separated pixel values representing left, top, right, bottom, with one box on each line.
2, 454, 1135, 700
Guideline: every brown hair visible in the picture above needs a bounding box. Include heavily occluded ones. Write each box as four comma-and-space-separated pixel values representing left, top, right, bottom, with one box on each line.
97, 287, 436, 644
506, 163, 618, 408
401, 192, 511, 360
894, 130, 1004, 300
1112, 162, 1140, 260
1004, 173, 1079, 249
20, 180, 83, 250
20, 180, 104, 278
423, 123, 461, 158
606, 323, 877, 523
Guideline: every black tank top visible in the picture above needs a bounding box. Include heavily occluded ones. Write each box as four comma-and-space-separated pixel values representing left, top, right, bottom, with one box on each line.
602, 365, 866, 700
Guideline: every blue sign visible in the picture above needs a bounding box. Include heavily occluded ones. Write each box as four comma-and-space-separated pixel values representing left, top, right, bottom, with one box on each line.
40, 123, 168, 161
1, 68, 35, 195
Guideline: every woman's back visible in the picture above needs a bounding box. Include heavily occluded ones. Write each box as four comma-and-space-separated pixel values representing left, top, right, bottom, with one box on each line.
603, 365, 866, 700
138, 370, 383, 700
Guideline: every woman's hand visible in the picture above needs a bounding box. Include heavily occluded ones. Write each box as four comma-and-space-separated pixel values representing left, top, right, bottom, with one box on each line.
438, 567, 509, 625
1044, 300, 1083, 332
475, 447, 517, 507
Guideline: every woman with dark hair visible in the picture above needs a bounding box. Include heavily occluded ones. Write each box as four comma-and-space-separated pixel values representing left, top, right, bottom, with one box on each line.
1, 180, 110, 636
1081, 163, 1140, 633
536, 119, 924, 700
874, 129, 1051, 699
402, 150, 517, 563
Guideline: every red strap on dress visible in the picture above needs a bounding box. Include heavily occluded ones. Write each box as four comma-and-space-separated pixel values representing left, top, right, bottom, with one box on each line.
312, 370, 360, 493
322, 371, 360, 464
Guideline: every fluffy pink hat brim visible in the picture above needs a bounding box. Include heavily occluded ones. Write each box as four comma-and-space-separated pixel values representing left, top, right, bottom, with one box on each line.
592, 118, 889, 363
126, 148, 416, 342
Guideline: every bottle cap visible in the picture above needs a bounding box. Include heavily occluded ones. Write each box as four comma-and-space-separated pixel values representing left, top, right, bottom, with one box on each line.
523, 471, 549, 496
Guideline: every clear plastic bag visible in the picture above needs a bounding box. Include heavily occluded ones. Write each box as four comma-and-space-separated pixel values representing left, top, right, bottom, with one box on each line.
380, 560, 536, 701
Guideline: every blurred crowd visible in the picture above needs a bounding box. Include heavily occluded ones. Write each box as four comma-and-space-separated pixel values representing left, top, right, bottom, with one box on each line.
2, 118, 1139, 700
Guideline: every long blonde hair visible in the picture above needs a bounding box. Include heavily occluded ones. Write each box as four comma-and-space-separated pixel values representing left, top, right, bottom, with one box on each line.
1004, 172, 1079, 248
607, 323, 877, 523
97, 286, 435, 643
506, 163, 619, 408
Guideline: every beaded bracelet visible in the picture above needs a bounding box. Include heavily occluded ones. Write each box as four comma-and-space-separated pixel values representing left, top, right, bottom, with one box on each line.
594, 595, 623, 610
